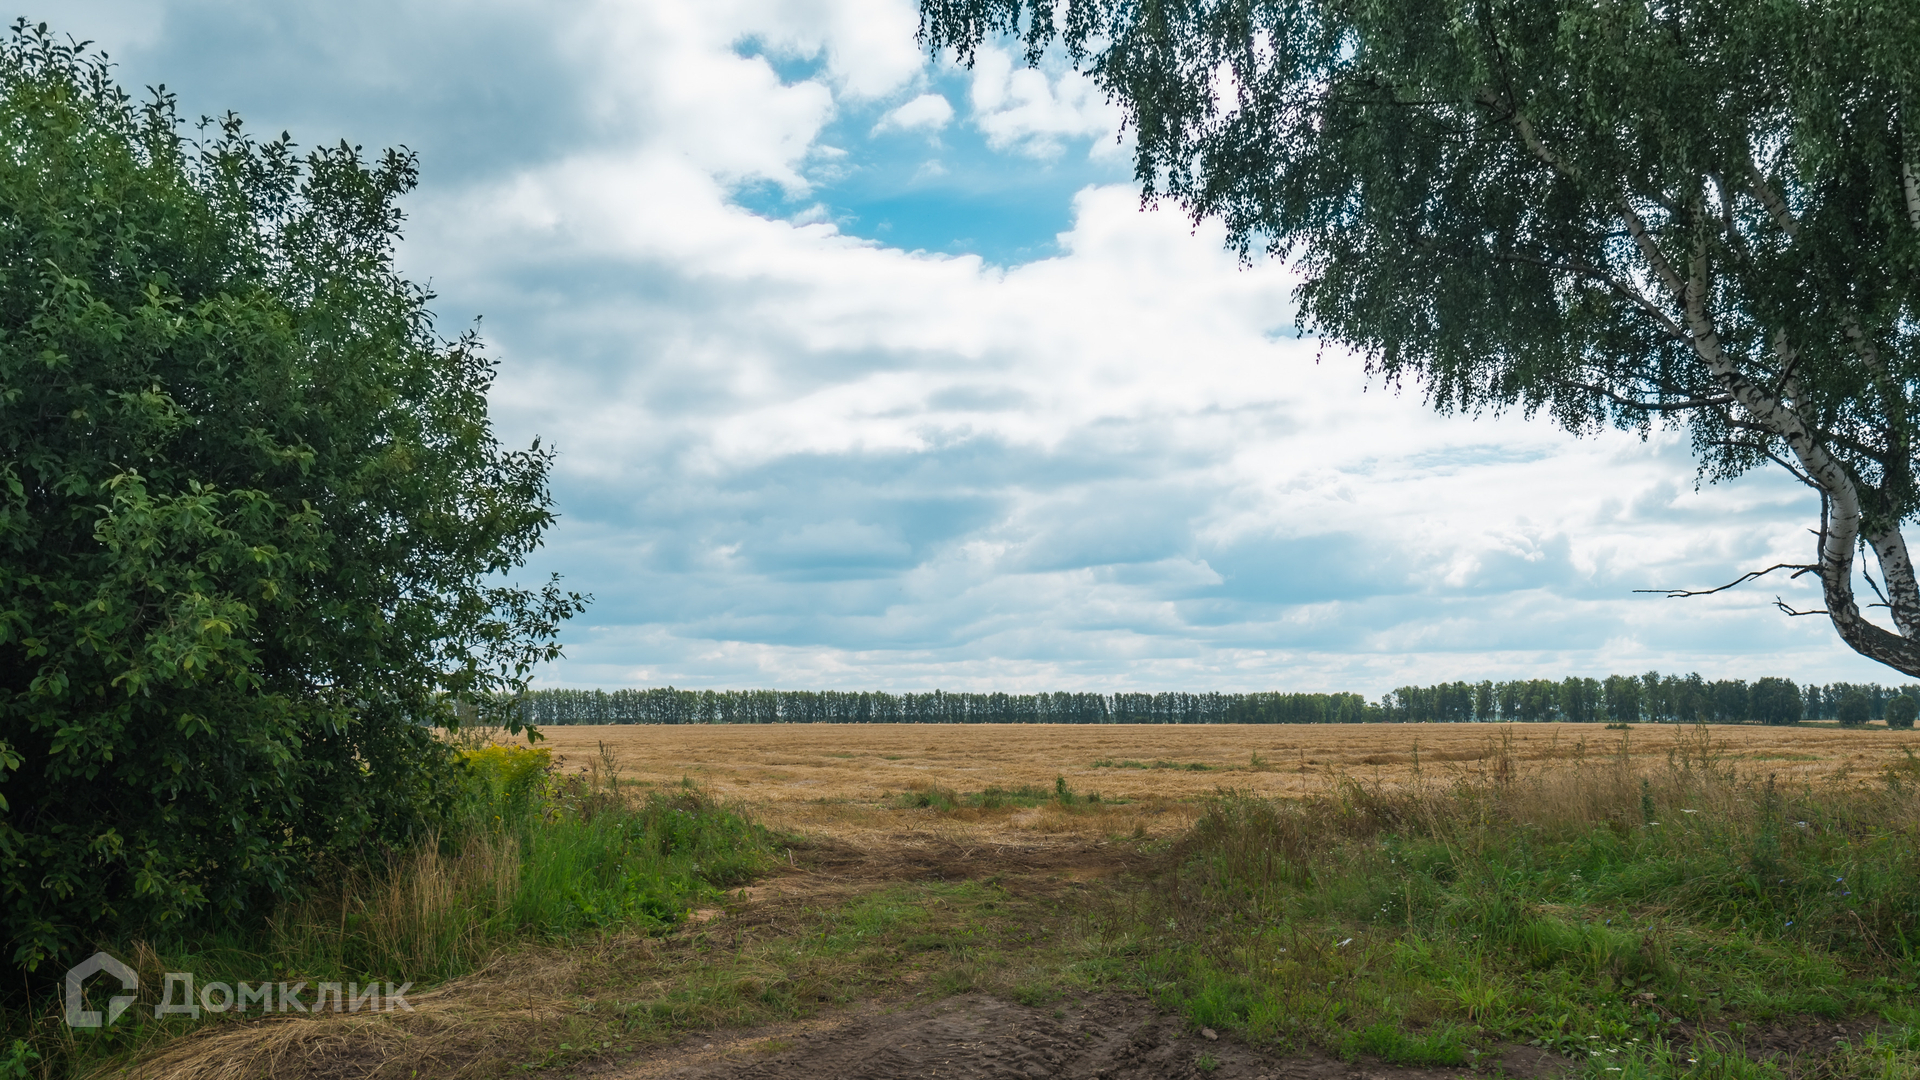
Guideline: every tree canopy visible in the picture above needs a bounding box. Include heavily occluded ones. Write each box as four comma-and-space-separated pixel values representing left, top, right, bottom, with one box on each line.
919, 0, 1920, 674
0, 24, 582, 972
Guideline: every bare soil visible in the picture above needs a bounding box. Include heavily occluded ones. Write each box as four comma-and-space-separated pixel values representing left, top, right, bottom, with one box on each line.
596, 993, 1497, 1080
594, 994, 1885, 1080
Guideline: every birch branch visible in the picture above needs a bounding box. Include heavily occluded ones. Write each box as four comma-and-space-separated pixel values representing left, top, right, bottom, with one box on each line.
1634, 562, 1816, 598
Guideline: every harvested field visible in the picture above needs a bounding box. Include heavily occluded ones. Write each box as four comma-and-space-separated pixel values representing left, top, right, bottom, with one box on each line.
533, 721, 1919, 810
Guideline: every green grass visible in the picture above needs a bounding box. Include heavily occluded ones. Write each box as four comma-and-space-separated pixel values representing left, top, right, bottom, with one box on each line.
18, 750, 780, 1078
889, 778, 1111, 811
504, 875, 1089, 1074
1087, 734, 1920, 1065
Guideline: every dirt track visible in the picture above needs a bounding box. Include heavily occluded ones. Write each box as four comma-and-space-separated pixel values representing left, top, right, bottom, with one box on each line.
601, 991, 1880, 1080
602, 993, 1517, 1080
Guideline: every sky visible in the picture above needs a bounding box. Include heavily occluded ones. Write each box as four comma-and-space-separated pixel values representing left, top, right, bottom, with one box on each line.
50, 0, 1901, 695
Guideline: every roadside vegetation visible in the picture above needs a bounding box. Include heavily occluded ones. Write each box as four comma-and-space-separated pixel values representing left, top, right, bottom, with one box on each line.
1097, 729, 1920, 1076
13, 743, 776, 1078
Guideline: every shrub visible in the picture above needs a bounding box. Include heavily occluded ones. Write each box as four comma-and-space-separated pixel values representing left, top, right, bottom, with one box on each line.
0, 25, 583, 975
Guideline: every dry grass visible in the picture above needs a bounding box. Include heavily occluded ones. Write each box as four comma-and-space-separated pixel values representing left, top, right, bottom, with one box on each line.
530, 720, 1919, 804
518, 721, 1920, 860
103, 944, 598, 1080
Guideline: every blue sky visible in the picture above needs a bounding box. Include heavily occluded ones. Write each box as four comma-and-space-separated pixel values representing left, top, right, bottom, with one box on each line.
55, 0, 1898, 693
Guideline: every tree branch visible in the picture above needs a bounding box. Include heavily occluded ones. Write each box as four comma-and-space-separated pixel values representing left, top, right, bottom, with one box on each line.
1762, 450, 1820, 490
1634, 562, 1817, 598
1743, 152, 1799, 237
1774, 597, 1828, 617
1562, 379, 1731, 412
1861, 555, 1892, 608
1904, 160, 1920, 234
1492, 251, 1687, 340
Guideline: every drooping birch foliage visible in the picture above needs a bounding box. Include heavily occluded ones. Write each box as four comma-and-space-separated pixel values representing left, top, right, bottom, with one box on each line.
919, 0, 1920, 674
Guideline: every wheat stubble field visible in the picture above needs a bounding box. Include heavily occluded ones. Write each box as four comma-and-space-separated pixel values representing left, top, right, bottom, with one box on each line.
533, 721, 1920, 835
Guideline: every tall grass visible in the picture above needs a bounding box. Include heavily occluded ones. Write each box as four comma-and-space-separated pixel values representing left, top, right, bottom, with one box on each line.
1098, 727, 1920, 1062
260, 751, 771, 982
17, 743, 777, 1077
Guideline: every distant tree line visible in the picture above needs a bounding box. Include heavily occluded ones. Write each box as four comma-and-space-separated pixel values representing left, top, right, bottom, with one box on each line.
1386, 673, 1919, 726
509, 689, 1377, 725
507, 676, 1919, 727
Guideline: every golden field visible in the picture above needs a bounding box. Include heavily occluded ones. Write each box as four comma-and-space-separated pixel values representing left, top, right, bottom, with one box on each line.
529, 720, 1919, 813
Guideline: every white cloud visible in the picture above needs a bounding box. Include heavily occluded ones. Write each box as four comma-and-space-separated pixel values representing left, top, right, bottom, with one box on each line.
965, 46, 1126, 160
417, 156, 1857, 689
64, 0, 1905, 693
872, 93, 954, 135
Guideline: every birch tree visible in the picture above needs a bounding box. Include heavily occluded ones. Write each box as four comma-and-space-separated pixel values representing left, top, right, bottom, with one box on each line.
919, 0, 1920, 674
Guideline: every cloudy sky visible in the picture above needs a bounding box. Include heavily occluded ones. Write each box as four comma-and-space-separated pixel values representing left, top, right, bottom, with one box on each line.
54, 0, 1895, 694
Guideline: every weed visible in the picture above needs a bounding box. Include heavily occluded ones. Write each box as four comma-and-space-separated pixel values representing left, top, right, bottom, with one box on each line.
0, 1040, 39, 1079
1096, 734, 1920, 1071
892, 785, 960, 811
977, 784, 1054, 809
1091, 758, 1220, 771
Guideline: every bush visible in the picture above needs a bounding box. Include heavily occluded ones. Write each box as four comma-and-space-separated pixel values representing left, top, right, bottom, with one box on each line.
0, 25, 583, 975
1888, 695, 1917, 730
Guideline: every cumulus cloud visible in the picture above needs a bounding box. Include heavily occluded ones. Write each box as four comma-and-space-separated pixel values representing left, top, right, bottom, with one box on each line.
872, 93, 954, 135
61, 0, 1900, 693
965, 46, 1126, 160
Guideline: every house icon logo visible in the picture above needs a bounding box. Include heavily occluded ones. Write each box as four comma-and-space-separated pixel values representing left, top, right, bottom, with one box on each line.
64, 951, 138, 1028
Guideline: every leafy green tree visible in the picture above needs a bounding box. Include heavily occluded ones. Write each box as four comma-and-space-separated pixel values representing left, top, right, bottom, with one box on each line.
1603, 674, 1641, 723
1436, 680, 1473, 722
0, 26, 583, 972
1495, 680, 1520, 721
1802, 682, 1825, 720
1838, 689, 1872, 728
1886, 694, 1917, 729
1517, 679, 1558, 721
1750, 677, 1802, 726
920, 0, 1920, 675
1558, 676, 1600, 723
1709, 679, 1751, 723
